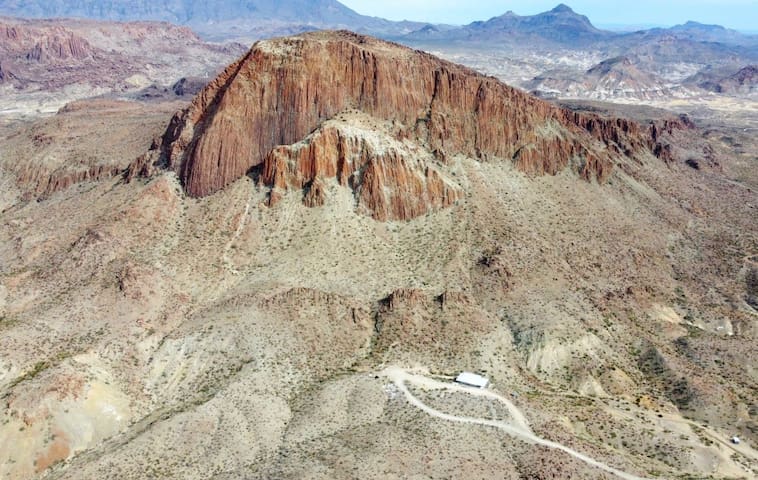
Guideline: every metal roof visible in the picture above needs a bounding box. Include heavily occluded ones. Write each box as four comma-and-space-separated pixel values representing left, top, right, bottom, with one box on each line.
455, 372, 489, 388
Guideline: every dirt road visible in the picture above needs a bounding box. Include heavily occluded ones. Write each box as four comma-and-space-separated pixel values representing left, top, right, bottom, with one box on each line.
383, 366, 648, 480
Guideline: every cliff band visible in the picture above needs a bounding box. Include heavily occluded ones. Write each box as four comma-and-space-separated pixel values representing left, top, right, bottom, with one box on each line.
135, 30, 674, 220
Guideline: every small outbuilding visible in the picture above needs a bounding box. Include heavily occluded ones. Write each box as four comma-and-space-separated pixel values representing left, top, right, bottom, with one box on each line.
455, 372, 489, 389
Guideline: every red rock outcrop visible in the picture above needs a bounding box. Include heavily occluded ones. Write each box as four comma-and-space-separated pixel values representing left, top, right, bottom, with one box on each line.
261, 121, 463, 220
0, 22, 95, 62
12, 164, 123, 200
143, 30, 671, 219
648, 114, 695, 143
24, 32, 93, 62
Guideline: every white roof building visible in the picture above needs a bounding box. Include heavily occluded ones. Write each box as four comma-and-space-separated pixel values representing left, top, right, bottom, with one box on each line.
455, 372, 489, 388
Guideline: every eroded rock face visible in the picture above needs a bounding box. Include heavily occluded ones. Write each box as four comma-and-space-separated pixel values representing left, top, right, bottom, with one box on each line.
145, 30, 668, 219
26, 33, 93, 62
14, 164, 123, 200
0, 17, 245, 105
0, 99, 184, 202
261, 119, 463, 221
1, 22, 95, 63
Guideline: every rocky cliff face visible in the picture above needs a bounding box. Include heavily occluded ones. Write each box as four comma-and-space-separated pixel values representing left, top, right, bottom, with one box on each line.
1, 22, 95, 63
25, 33, 93, 62
142, 30, 671, 220
261, 116, 463, 221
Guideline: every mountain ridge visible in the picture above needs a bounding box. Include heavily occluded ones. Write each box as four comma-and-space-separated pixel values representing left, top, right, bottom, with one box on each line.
2, 1, 754, 47
0, 16, 245, 117
131, 30, 676, 212
0, 0, 359, 23
0, 20, 756, 480
406, 3, 612, 45
0, 0, 425, 38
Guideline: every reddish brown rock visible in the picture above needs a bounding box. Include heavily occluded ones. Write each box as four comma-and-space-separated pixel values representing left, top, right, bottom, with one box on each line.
0, 17, 244, 95
25, 32, 93, 62
12, 164, 122, 200
302, 176, 327, 208
649, 114, 695, 143
262, 126, 352, 192
0, 21, 95, 63
148, 31, 668, 214
647, 114, 700, 165
357, 151, 462, 221
262, 122, 463, 220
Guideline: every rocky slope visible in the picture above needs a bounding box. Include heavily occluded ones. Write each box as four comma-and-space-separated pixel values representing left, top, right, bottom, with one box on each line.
0, 30, 756, 480
134, 31, 675, 217
697, 65, 758, 96
0, 98, 185, 204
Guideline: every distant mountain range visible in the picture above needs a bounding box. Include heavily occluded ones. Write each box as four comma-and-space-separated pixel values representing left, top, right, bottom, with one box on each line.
0, 1, 755, 104
0, 16, 246, 116
692, 65, 758, 96
0, 0, 425, 39
1, 1, 756, 48
398, 4, 757, 98
403, 4, 758, 50
405, 4, 613, 46
0, 0, 360, 24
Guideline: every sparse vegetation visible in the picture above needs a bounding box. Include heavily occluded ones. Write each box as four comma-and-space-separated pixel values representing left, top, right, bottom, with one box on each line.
0, 17, 755, 480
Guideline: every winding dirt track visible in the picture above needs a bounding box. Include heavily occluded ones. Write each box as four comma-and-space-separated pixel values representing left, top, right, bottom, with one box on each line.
383, 367, 648, 480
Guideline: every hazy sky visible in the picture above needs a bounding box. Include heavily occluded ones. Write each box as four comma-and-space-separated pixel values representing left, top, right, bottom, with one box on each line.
339, 0, 758, 31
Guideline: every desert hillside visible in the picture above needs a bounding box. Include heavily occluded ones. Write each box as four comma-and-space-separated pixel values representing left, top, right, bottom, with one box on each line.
0, 31, 756, 480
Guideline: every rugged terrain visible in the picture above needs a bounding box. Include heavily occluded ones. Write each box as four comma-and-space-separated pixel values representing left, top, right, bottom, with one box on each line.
401, 6, 757, 104
3, 0, 756, 105
0, 30, 756, 480
527, 56, 697, 101
0, 98, 185, 205
0, 17, 245, 117
694, 65, 758, 97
